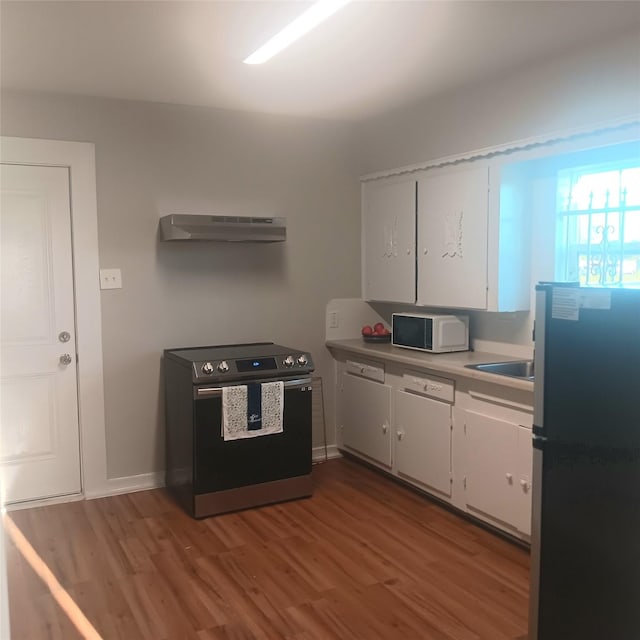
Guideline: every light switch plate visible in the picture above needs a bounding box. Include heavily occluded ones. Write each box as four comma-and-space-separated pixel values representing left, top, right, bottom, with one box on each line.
100, 268, 122, 290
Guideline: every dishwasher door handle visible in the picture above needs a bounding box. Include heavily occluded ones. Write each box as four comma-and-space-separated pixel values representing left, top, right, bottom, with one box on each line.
195, 377, 313, 399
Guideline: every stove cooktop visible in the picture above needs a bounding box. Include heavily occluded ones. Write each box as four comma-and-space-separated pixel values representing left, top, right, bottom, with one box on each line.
164, 342, 314, 383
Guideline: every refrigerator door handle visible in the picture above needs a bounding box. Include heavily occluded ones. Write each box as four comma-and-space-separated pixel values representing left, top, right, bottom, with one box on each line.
532, 435, 546, 451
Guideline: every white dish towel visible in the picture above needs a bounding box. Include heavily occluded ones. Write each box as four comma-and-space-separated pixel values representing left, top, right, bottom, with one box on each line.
221, 380, 284, 441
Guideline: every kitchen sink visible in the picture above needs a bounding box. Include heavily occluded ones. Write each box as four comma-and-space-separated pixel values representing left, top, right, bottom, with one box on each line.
465, 359, 534, 381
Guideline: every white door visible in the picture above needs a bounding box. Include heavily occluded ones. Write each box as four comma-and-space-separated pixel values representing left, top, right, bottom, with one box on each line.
0, 163, 81, 504
395, 390, 452, 496
417, 165, 489, 309
362, 179, 416, 303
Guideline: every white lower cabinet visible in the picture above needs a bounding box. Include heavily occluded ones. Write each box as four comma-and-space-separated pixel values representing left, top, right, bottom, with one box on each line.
395, 378, 453, 497
462, 408, 532, 536
341, 369, 392, 468
333, 349, 533, 541
515, 424, 533, 535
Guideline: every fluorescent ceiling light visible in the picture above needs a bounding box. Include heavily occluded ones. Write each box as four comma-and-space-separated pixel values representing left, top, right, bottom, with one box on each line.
244, 0, 350, 65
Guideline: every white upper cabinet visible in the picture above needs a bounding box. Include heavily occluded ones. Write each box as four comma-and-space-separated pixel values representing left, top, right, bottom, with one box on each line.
361, 159, 530, 311
488, 162, 531, 312
362, 178, 416, 303
417, 164, 490, 309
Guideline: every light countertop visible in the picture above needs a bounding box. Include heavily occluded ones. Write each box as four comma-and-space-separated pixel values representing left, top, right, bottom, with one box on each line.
326, 338, 534, 393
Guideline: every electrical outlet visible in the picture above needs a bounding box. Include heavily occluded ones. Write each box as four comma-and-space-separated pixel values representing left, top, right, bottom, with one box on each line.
100, 268, 122, 290
328, 311, 339, 328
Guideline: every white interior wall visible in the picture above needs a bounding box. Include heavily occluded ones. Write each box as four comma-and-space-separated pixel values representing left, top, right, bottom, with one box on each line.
357, 31, 639, 175
0, 91, 361, 480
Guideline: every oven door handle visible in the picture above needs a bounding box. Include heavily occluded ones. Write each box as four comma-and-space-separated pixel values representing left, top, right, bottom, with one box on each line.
195, 377, 313, 399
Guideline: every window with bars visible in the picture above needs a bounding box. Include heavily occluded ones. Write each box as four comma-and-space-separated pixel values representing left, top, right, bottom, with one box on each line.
555, 162, 640, 287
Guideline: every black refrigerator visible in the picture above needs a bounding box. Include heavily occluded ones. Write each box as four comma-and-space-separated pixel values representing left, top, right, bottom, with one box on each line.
529, 283, 640, 639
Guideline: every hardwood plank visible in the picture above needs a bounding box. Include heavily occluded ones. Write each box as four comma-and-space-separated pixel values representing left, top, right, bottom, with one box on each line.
5, 457, 530, 639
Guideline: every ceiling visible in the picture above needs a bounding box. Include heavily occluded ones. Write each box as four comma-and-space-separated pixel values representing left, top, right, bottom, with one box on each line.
1, 1, 639, 122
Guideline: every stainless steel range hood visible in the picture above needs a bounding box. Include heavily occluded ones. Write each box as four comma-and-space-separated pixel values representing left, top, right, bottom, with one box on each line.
159, 214, 286, 242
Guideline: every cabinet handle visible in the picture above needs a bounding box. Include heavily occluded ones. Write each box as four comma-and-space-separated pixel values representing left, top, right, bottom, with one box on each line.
505, 473, 513, 483
382, 424, 388, 434
520, 479, 530, 492
397, 430, 404, 441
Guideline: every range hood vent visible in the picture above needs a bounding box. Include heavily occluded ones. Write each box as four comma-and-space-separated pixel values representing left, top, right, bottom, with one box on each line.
159, 214, 286, 242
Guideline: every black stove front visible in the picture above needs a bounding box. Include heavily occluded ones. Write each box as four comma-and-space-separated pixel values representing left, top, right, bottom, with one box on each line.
163, 342, 314, 518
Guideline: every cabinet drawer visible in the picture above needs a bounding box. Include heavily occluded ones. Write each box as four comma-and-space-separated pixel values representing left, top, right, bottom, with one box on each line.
402, 372, 454, 403
346, 360, 385, 383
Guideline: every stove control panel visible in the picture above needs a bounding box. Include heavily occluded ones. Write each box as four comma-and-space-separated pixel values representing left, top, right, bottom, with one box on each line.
191, 351, 314, 381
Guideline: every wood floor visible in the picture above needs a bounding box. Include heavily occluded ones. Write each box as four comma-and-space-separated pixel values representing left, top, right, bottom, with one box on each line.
4, 458, 530, 640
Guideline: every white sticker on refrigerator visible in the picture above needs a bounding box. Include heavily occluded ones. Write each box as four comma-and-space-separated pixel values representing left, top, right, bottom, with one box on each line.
579, 290, 612, 310
551, 288, 580, 321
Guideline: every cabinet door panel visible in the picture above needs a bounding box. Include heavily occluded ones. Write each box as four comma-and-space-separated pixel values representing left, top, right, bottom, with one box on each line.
464, 410, 518, 527
341, 373, 391, 467
516, 426, 533, 535
362, 180, 416, 303
395, 390, 452, 496
417, 166, 489, 309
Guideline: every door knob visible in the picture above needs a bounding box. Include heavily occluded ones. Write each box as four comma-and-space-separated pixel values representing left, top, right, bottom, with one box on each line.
59, 353, 73, 366
59, 331, 71, 343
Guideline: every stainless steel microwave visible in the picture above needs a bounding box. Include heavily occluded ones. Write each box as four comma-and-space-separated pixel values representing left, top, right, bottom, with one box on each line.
392, 313, 469, 353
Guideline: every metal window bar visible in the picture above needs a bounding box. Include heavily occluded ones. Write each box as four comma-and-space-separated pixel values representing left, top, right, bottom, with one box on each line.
558, 169, 640, 286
